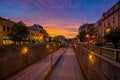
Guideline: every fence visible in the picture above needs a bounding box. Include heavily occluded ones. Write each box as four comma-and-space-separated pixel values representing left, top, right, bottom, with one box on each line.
79, 44, 120, 61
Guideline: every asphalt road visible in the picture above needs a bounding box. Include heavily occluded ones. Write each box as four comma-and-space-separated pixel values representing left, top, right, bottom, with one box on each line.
7, 48, 65, 80
46, 48, 84, 80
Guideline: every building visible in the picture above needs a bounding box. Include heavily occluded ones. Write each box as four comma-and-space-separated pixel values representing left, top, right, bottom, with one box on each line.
79, 23, 89, 33
28, 24, 49, 43
78, 23, 95, 43
79, 23, 94, 33
94, 19, 103, 42
0, 17, 15, 45
102, 1, 120, 36
87, 23, 95, 43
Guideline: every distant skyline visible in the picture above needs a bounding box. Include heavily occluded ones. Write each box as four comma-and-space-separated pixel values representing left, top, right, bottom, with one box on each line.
0, 0, 119, 38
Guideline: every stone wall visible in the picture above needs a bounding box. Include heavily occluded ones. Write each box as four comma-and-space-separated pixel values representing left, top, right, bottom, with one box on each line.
74, 45, 120, 80
0, 43, 61, 79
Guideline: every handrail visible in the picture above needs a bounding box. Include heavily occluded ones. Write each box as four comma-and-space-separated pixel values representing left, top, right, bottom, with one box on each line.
79, 44, 120, 61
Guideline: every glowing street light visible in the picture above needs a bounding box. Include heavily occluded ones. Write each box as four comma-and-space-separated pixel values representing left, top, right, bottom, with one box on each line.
86, 34, 90, 44
89, 54, 94, 64
46, 44, 49, 49
86, 34, 90, 38
106, 28, 110, 33
53, 43, 55, 47
21, 47, 28, 55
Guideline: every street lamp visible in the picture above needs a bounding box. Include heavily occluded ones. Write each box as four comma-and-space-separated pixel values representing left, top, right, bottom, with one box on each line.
86, 34, 90, 38
53, 43, 55, 47
106, 28, 110, 34
86, 34, 90, 44
21, 47, 28, 55
50, 49, 53, 67
46, 44, 49, 49
46, 44, 53, 67
21, 47, 29, 64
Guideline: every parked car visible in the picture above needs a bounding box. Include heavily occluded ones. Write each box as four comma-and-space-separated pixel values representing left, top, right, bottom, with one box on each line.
93, 42, 103, 46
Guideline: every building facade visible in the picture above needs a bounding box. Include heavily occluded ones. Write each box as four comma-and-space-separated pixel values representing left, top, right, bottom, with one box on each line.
94, 19, 103, 42
28, 28, 43, 44
0, 17, 15, 45
79, 23, 90, 33
28, 24, 49, 43
102, 1, 120, 36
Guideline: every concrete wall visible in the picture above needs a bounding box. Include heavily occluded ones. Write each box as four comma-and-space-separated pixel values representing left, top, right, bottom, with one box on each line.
74, 45, 120, 80
0, 43, 61, 79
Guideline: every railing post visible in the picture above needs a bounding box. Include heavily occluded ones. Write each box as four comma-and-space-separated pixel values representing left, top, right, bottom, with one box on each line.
114, 50, 117, 60
99, 47, 101, 54
115, 50, 119, 61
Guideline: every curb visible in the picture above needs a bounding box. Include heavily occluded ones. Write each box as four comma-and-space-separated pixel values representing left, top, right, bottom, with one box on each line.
74, 48, 87, 80
40, 48, 66, 80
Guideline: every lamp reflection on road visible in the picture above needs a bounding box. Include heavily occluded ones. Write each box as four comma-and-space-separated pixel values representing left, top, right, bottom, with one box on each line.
89, 53, 95, 64
53, 43, 55, 47
46, 44, 49, 49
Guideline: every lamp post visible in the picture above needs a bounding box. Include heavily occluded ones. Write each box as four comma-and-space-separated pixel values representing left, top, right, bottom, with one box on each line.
106, 28, 110, 34
50, 49, 53, 67
86, 34, 90, 44
21, 47, 28, 64
47, 44, 53, 67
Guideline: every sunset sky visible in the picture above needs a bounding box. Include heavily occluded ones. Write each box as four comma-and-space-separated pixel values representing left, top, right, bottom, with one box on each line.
0, 0, 118, 38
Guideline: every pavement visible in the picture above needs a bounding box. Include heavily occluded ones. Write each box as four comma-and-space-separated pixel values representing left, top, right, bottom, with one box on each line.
7, 48, 65, 80
46, 48, 84, 80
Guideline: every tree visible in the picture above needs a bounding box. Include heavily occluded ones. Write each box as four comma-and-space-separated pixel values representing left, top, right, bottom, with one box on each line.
78, 31, 87, 42
104, 27, 120, 48
9, 21, 29, 44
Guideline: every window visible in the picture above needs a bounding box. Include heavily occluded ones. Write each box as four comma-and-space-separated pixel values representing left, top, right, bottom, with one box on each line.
31, 32, 35, 36
104, 23, 105, 27
3, 25, 6, 31
7, 26, 10, 32
113, 17, 115, 23
108, 20, 110, 26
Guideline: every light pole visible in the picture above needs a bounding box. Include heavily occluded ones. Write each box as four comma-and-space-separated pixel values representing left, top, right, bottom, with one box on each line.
86, 34, 90, 44
47, 44, 53, 67
50, 49, 53, 67
21, 47, 28, 64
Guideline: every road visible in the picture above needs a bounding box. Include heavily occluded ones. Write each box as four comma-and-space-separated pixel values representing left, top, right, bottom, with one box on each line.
7, 48, 65, 80
46, 48, 84, 80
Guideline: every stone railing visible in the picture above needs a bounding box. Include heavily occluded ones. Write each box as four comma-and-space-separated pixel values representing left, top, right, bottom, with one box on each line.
0, 42, 62, 79
79, 44, 120, 61
74, 45, 120, 80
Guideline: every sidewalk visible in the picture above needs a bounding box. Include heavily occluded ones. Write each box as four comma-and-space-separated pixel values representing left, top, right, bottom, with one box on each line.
7, 48, 65, 80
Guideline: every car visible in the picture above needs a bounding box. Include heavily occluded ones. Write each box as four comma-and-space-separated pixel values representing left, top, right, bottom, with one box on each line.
93, 42, 103, 46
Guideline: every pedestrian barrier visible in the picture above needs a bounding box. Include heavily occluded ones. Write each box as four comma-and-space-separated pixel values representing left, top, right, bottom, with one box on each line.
79, 44, 120, 61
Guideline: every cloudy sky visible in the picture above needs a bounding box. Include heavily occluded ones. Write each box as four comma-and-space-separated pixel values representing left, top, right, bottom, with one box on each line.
0, 0, 118, 38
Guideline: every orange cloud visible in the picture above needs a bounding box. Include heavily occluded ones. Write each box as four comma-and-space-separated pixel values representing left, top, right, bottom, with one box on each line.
47, 29, 77, 38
